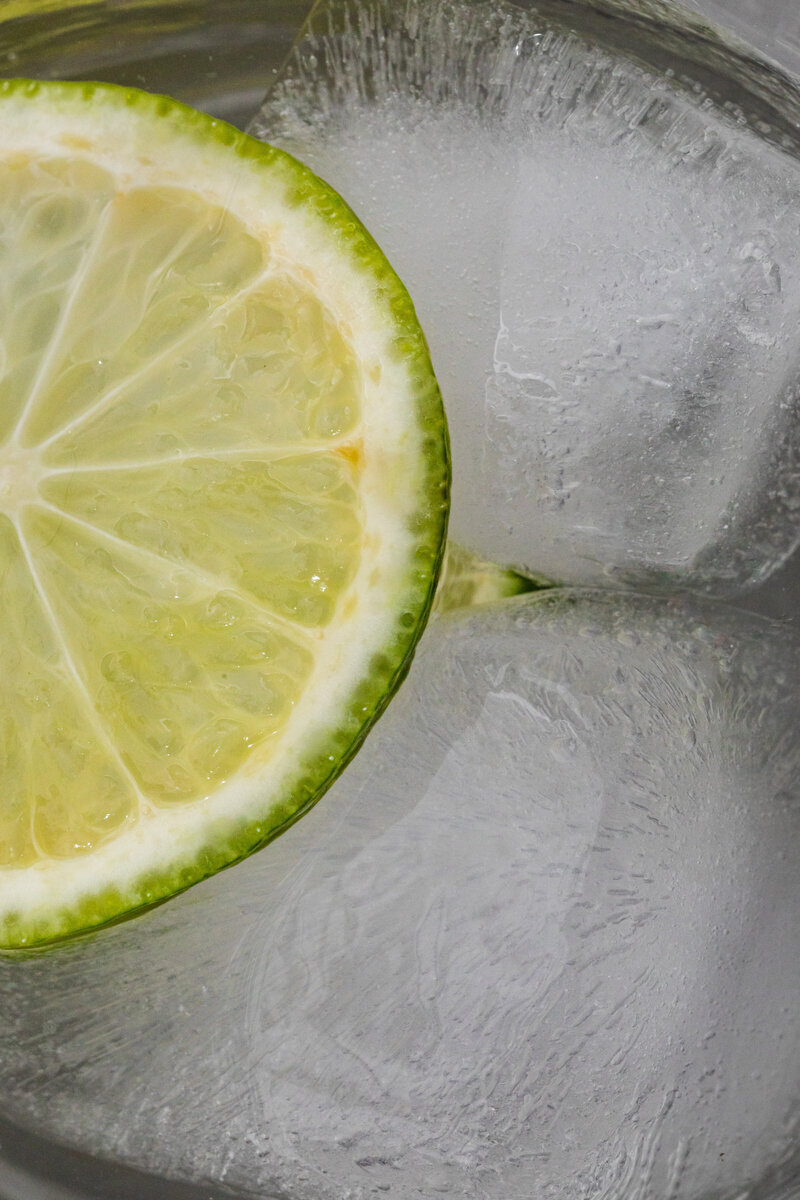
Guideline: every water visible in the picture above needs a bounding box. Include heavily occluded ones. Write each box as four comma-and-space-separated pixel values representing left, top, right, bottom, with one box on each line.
254, 0, 800, 594
1, 2, 799, 1199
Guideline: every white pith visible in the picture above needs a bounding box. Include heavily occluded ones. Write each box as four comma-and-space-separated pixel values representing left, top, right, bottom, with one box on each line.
0, 89, 437, 940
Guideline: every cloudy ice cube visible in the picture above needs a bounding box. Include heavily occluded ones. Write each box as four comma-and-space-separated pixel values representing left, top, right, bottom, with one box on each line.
253, 0, 800, 593
1, 591, 798, 1200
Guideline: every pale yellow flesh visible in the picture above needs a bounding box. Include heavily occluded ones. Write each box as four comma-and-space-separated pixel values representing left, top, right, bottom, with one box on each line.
0, 165, 371, 870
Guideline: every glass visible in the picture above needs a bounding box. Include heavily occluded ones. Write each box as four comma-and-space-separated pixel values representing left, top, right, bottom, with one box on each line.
0, 3, 798, 1199
0, 1, 310, 126
683, 0, 800, 79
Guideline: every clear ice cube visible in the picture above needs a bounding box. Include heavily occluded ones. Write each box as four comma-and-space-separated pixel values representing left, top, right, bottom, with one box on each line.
1, 591, 798, 1200
253, 0, 800, 593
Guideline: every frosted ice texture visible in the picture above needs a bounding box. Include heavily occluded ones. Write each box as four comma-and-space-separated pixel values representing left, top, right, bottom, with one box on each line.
1, 591, 798, 1200
253, 0, 800, 593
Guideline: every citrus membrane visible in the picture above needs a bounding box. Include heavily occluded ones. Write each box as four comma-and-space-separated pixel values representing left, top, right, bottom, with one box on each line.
0, 79, 449, 950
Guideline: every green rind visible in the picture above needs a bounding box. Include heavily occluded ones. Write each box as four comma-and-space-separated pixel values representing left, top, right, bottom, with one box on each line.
0, 78, 450, 952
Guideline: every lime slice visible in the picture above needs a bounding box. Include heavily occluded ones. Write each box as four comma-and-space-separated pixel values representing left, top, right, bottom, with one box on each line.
433, 543, 550, 614
0, 79, 449, 950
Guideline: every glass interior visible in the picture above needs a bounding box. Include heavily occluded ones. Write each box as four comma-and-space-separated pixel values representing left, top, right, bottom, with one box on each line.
0, 2, 797, 1199
0, 0, 312, 127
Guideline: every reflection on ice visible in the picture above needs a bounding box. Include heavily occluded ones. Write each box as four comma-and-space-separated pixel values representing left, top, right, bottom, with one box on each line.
1, 591, 798, 1199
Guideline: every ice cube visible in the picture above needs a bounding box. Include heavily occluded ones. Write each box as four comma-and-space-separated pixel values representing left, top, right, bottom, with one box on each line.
253, 0, 800, 593
1, 590, 798, 1200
